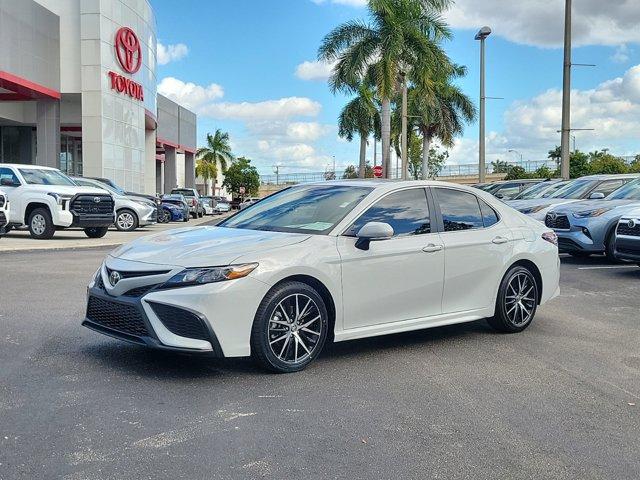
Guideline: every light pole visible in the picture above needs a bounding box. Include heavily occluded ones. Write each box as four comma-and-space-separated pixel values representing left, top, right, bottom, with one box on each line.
560, 0, 572, 180
508, 149, 523, 164
475, 26, 492, 183
272, 164, 280, 186
401, 71, 408, 180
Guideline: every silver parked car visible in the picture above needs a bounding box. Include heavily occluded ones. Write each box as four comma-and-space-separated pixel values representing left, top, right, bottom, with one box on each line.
72, 177, 157, 232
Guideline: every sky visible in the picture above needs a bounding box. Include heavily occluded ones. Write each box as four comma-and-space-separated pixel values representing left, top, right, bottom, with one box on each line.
152, 0, 640, 175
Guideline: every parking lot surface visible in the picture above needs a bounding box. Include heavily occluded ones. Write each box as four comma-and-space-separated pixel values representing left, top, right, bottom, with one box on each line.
0, 251, 639, 479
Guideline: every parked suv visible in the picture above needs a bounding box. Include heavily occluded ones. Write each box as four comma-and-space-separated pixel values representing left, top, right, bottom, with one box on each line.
171, 188, 204, 218
72, 177, 157, 232
0, 188, 8, 237
614, 207, 640, 264
0, 164, 115, 239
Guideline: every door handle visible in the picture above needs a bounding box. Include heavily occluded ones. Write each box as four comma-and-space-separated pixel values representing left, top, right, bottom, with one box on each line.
492, 236, 509, 244
422, 244, 443, 253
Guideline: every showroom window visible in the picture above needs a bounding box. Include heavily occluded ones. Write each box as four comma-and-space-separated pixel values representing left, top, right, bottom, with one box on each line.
436, 188, 485, 232
347, 188, 431, 237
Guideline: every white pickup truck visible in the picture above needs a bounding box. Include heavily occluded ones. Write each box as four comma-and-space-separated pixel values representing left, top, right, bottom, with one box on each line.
0, 164, 115, 239
0, 188, 8, 238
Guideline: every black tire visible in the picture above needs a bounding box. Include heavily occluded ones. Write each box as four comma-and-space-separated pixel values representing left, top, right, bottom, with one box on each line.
84, 226, 109, 238
115, 209, 139, 232
3, 225, 12, 234
604, 230, 621, 262
183, 216, 189, 222
28, 207, 56, 240
251, 281, 329, 373
487, 265, 539, 333
191, 212, 197, 219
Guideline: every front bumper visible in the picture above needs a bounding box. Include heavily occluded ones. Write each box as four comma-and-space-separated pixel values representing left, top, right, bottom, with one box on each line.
614, 236, 640, 262
83, 258, 270, 357
547, 215, 605, 254
138, 206, 158, 226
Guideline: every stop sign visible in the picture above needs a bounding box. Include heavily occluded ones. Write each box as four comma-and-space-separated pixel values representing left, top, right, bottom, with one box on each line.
373, 165, 383, 178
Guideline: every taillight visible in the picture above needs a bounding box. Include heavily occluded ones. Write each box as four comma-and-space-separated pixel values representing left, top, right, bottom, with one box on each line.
542, 231, 558, 246
192, 199, 197, 206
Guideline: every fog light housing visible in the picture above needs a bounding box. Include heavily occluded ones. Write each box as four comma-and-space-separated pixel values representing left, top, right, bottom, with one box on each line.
581, 227, 592, 240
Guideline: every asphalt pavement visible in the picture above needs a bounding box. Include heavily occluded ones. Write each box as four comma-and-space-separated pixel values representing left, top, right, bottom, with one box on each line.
0, 250, 639, 479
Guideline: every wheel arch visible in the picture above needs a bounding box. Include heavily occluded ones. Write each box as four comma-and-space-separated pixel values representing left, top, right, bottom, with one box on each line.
507, 259, 543, 305
267, 274, 337, 341
24, 202, 52, 225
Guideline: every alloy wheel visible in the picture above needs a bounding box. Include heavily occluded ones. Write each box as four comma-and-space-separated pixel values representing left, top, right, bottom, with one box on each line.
117, 212, 134, 230
267, 293, 323, 364
31, 214, 46, 236
505, 272, 536, 326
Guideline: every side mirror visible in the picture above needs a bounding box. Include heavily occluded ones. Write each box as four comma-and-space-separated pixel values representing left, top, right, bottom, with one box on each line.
355, 222, 394, 250
589, 192, 605, 200
0, 178, 18, 187
494, 193, 504, 199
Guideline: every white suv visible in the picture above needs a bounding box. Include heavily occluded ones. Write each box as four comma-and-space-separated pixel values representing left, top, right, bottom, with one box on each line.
0, 164, 115, 239
0, 188, 8, 237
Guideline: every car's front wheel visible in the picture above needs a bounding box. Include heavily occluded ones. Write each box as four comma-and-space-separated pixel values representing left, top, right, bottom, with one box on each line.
251, 281, 329, 373
115, 209, 138, 232
84, 226, 109, 238
28, 208, 56, 239
487, 265, 538, 333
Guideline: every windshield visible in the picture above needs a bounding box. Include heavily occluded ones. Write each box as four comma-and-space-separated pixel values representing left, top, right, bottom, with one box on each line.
220, 185, 373, 234
512, 182, 554, 200
102, 180, 126, 196
541, 182, 569, 198
607, 179, 640, 200
550, 179, 596, 199
19, 169, 75, 186
172, 189, 195, 197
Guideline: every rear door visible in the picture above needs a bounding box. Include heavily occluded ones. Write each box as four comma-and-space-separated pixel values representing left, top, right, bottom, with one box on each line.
0, 167, 23, 223
433, 187, 513, 314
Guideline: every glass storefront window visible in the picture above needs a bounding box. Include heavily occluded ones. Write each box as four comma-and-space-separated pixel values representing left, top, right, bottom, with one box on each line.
0, 126, 35, 164
59, 135, 83, 176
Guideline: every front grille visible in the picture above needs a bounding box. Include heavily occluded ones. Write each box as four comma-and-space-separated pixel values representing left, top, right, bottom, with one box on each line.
0, 212, 6, 226
149, 302, 210, 341
617, 246, 640, 256
105, 268, 170, 279
86, 296, 148, 337
95, 274, 105, 291
0, 195, 5, 208
123, 284, 159, 297
545, 214, 570, 230
617, 222, 640, 237
70, 194, 114, 216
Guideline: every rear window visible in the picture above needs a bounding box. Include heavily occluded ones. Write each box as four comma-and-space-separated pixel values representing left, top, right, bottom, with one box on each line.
436, 188, 484, 232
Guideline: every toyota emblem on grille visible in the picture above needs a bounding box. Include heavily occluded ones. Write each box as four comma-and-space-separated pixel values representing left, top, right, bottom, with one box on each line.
93, 197, 101, 204
629, 219, 636, 229
549, 212, 557, 221
109, 271, 122, 286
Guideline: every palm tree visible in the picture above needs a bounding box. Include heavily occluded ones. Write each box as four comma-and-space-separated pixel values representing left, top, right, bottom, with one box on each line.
408, 70, 475, 179
195, 159, 218, 194
318, 0, 453, 178
196, 129, 233, 195
338, 84, 380, 178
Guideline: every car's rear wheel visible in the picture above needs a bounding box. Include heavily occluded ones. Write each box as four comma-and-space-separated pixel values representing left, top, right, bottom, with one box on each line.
115, 209, 138, 232
84, 226, 109, 238
251, 281, 329, 373
487, 265, 538, 333
28, 208, 55, 239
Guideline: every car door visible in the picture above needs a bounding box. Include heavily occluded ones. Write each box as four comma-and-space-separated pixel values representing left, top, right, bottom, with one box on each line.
0, 167, 23, 223
337, 187, 444, 329
433, 187, 513, 314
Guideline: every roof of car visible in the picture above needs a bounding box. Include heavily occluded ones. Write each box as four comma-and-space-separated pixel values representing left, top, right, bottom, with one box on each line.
306, 179, 496, 194
580, 173, 639, 180
0, 164, 58, 170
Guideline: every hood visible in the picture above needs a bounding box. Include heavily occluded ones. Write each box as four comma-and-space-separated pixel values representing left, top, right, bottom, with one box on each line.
551, 198, 640, 214
619, 205, 640, 219
109, 226, 312, 268
27, 184, 109, 196
507, 197, 577, 212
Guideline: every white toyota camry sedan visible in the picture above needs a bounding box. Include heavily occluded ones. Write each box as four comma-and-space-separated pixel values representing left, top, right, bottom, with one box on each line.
84, 180, 560, 373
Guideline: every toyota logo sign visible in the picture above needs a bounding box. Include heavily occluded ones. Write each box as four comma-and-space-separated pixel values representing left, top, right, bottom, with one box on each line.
93, 197, 101, 204
629, 219, 636, 229
115, 27, 142, 74
109, 271, 122, 287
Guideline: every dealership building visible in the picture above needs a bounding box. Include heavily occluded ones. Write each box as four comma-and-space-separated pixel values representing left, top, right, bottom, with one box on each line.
0, 0, 197, 195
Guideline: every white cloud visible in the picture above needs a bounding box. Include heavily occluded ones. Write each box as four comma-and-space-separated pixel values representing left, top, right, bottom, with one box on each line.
157, 42, 189, 65
447, 0, 640, 48
201, 97, 321, 120
295, 59, 337, 81
157, 77, 224, 110
612, 45, 631, 64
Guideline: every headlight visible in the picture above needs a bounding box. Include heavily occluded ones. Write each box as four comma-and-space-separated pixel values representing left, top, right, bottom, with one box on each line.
47, 192, 73, 205
161, 263, 259, 289
572, 208, 612, 218
133, 199, 154, 208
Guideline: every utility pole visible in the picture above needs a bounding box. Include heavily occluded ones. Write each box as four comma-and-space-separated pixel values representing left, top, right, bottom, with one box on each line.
272, 164, 280, 186
560, 0, 572, 180
475, 26, 492, 183
401, 72, 408, 180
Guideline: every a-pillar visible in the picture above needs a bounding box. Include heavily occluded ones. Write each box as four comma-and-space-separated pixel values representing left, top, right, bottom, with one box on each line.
184, 152, 195, 189
35, 99, 60, 167
163, 146, 177, 193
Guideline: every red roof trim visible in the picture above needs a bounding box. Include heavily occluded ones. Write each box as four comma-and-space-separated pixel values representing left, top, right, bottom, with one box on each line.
0, 70, 61, 100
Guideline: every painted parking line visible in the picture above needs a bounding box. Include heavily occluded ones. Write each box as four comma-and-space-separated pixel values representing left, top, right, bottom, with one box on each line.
577, 265, 639, 270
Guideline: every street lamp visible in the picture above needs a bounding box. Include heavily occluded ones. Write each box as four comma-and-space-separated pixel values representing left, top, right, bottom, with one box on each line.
475, 26, 492, 183
508, 149, 523, 163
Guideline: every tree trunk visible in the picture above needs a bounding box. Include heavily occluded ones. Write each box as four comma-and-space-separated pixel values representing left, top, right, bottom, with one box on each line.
358, 134, 367, 179
381, 98, 391, 178
422, 133, 430, 180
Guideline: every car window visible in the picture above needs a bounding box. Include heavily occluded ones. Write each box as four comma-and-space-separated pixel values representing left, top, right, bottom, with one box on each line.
0, 168, 20, 185
594, 179, 624, 197
607, 179, 640, 200
479, 199, 499, 227
19, 168, 76, 186
494, 184, 521, 199
347, 188, 431, 237
436, 188, 484, 232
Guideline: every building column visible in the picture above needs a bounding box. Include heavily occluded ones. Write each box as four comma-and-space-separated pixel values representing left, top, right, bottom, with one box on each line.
35, 100, 60, 168
184, 152, 195, 189
156, 161, 164, 195
163, 146, 177, 193
144, 130, 157, 195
